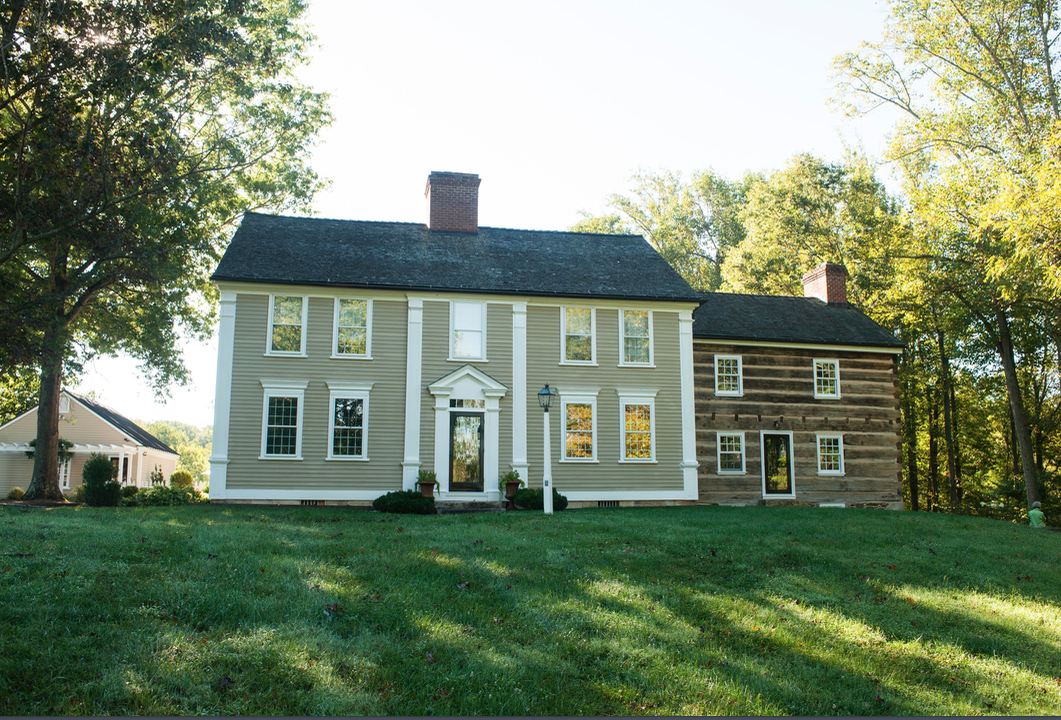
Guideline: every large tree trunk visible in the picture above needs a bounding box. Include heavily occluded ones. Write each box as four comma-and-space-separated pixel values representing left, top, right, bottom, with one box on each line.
937, 330, 960, 510
22, 337, 66, 501
995, 309, 1041, 508
899, 334, 919, 511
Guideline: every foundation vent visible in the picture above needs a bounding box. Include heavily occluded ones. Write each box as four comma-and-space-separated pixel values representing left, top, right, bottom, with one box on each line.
597, 500, 620, 508
300, 500, 324, 506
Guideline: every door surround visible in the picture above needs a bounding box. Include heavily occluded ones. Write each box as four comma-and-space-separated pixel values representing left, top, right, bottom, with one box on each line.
428, 364, 507, 498
759, 430, 795, 498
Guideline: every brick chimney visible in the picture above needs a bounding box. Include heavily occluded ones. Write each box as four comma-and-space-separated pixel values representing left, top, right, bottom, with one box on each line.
426, 171, 480, 234
802, 262, 848, 305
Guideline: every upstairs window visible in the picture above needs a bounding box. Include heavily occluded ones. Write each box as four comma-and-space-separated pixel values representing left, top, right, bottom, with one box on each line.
333, 298, 371, 358
268, 295, 306, 355
714, 355, 743, 396
451, 301, 485, 360
620, 310, 652, 365
562, 307, 595, 364
814, 359, 840, 398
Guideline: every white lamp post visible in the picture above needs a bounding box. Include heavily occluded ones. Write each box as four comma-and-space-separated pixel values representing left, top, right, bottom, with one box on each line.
537, 383, 557, 514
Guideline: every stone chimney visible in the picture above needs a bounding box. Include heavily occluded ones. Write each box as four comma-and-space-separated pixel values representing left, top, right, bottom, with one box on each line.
426, 171, 480, 234
802, 262, 848, 305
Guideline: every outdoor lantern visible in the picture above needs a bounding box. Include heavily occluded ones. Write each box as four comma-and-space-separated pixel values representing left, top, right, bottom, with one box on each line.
537, 383, 556, 411
538, 383, 556, 514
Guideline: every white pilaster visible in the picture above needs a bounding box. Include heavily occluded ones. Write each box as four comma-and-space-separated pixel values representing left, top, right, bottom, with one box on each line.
511, 301, 529, 480
208, 290, 237, 499
432, 390, 451, 491
678, 309, 699, 498
402, 297, 425, 490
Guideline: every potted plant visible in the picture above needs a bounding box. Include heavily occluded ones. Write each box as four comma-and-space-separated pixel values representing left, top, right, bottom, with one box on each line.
498, 469, 525, 509
417, 469, 438, 498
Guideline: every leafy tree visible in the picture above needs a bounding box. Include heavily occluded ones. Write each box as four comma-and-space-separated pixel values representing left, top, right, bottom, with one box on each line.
2, 1, 330, 500
576, 168, 749, 290
833, 0, 1061, 508
0, 365, 40, 425
721, 153, 905, 317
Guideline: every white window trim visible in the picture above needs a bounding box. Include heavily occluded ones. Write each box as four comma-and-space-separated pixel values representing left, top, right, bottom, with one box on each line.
816, 433, 845, 476
813, 358, 841, 399
265, 294, 308, 357
760, 430, 795, 498
558, 388, 599, 463
714, 354, 744, 396
326, 382, 373, 461
60, 459, 71, 489
560, 307, 597, 366
331, 298, 373, 360
716, 431, 746, 474
617, 389, 657, 463
618, 309, 654, 367
449, 300, 488, 362
259, 379, 308, 460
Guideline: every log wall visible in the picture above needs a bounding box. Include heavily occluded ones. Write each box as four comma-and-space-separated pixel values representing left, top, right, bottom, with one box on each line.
694, 342, 902, 508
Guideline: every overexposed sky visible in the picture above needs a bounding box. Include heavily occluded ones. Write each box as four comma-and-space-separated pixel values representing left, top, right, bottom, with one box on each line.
74, 0, 896, 428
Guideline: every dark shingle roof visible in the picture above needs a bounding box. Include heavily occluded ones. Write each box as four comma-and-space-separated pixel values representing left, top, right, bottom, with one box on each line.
693, 292, 903, 349
212, 213, 700, 302
67, 391, 178, 455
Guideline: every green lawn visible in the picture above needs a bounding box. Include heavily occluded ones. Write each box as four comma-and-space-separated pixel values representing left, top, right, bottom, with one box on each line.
1, 504, 1059, 716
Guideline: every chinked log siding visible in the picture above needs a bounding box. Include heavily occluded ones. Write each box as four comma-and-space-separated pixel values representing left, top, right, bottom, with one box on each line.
693, 342, 902, 507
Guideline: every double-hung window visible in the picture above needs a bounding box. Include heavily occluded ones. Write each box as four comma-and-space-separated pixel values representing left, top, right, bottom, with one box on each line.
327, 383, 372, 460
814, 359, 840, 398
259, 380, 307, 459
714, 355, 743, 395
618, 390, 657, 462
451, 301, 486, 360
333, 298, 371, 358
620, 310, 652, 365
561, 307, 595, 364
560, 389, 599, 461
717, 432, 745, 473
816, 434, 845, 475
268, 295, 307, 355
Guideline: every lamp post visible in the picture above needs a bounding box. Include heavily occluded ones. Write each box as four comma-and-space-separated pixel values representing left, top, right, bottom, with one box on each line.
537, 383, 557, 514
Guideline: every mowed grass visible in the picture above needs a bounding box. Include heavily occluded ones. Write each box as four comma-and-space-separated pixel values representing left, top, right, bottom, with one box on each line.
1, 504, 1059, 716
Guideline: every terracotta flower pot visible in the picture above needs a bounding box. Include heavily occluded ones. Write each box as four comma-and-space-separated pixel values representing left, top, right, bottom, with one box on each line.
418, 481, 437, 498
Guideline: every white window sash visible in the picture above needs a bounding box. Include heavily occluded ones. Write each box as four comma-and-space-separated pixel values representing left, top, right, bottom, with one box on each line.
558, 390, 599, 462
331, 298, 373, 359
450, 301, 487, 361
259, 380, 308, 459
716, 431, 745, 474
813, 358, 841, 399
714, 354, 743, 396
327, 389, 371, 461
816, 433, 845, 475
266, 295, 308, 356
560, 307, 596, 365
618, 309, 653, 366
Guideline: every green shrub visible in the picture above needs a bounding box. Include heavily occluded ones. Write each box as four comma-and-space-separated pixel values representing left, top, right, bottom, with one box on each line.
124, 485, 205, 506
65, 485, 85, 504
373, 490, 436, 515
82, 453, 120, 507
513, 487, 568, 511
6, 487, 24, 500
169, 470, 194, 488
120, 485, 140, 499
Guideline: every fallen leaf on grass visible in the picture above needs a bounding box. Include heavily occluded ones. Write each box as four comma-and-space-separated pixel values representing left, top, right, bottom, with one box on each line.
436, 685, 450, 699
207, 554, 217, 559
324, 603, 340, 616
887, 565, 897, 570
457, 581, 469, 589
219, 674, 236, 691
3, 552, 33, 557
425, 651, 435, 664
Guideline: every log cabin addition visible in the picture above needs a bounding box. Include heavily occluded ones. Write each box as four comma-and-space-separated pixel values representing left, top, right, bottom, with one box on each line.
692, 265, 904, 509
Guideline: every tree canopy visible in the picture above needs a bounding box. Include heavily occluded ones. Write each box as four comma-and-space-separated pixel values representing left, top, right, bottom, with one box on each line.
1, 0, 331, 499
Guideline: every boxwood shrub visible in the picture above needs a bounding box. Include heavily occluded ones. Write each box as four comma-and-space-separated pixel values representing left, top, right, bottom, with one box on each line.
513, 487, 568, 511
6, 487, 25, 500
372, 490, 436, 515
82, 453, 121, 506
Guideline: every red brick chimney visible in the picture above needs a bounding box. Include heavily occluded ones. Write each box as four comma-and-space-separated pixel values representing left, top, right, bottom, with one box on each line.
426, 171, 480, 234
802, 262, 848, 305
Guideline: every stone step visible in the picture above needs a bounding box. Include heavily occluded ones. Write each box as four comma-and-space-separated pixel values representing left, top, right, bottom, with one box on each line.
435, 501, 507, 514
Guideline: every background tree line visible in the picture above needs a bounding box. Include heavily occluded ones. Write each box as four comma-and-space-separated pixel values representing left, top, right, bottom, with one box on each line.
575, 0, 1061, 531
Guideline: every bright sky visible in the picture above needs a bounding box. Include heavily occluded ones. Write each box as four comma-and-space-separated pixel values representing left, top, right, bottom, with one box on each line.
72, 0, 897, 428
